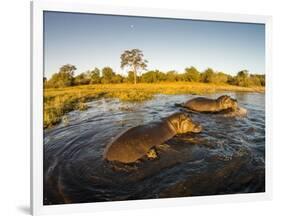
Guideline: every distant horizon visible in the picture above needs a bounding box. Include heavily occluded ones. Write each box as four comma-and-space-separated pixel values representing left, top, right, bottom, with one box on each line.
44, 12, 265, 79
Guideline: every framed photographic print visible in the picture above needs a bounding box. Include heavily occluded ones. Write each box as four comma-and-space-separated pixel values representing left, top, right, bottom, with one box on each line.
31, 0, 272, 215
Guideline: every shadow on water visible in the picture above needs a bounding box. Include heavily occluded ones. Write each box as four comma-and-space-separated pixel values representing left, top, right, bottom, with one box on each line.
44, 93, 265, 205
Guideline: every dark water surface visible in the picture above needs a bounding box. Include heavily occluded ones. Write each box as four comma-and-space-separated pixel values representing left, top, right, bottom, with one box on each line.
44, 92, 265, 205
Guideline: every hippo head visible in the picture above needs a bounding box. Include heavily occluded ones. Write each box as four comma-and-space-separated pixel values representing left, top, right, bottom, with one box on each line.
217, 95, 238, 111
167, 112, 202, 134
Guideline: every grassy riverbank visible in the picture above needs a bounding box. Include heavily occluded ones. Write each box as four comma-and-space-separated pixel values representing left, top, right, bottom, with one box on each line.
44, 82, 264, 128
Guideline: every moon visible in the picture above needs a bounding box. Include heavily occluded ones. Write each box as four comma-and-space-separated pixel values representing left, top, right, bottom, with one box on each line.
130, 24, 134, 29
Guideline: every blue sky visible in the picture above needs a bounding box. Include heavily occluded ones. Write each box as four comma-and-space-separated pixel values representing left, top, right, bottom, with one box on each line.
44, 11, 265, 78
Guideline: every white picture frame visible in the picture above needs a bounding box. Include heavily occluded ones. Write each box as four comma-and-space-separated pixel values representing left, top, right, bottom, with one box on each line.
31, 0, 272, 215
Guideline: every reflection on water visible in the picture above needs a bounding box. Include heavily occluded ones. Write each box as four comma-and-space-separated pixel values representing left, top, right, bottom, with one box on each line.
44, 92, 265, 205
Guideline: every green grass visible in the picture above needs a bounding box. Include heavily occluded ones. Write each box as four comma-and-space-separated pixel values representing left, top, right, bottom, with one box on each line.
44, 82, 264, 128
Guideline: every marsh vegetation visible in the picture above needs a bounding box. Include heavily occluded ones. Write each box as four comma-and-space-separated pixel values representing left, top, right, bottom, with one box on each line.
44, 82, 264, 128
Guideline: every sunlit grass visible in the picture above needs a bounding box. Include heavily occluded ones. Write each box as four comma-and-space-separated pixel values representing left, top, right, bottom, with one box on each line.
44, 82, 264, 128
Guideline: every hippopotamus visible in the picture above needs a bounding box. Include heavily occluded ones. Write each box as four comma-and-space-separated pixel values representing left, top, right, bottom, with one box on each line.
182, 95, 238, 113
103, 112, 202, 164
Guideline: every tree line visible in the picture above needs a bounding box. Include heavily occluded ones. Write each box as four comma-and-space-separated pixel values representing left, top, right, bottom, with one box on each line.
44, 49, 265, 88
44, 64, 265, 88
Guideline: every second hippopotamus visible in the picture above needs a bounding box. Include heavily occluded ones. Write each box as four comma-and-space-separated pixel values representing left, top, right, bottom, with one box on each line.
182, 95, 238, 113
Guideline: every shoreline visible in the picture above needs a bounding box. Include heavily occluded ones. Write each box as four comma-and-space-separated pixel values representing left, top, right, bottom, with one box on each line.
44, 82, 264, 128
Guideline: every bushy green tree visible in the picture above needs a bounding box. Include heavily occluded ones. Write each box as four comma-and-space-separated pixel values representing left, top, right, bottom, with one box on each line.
156, 70, 167, 82
256, 74, 265, 86
101, 67, 115, 84
89, 68, 101, 84
166, 70, 178, 82
140, 71, 156, 83
213, 72, 228, 84
234, 70, 250, 87
74, 72, 91, 85
201, 68, 215, 83
140, 70, 166, 83
46, 64, 76, 88
248, 75, 262, 86
111, 74, 123, 83
183, 66, 200, 82
226, 74, 234, 84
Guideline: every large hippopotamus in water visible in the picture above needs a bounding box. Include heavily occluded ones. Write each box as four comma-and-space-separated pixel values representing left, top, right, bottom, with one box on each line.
103, 112, 202, 164
181, 95, 247, 117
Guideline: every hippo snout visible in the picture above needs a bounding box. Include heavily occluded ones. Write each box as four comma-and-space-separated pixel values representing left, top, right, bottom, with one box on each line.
193, 123, 202, 133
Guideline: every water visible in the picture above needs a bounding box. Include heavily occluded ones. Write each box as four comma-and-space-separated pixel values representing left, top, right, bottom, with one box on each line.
43, 92, 265, 205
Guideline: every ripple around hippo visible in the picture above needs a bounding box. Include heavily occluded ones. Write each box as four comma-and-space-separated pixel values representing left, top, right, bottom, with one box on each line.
43, 92, 265, 205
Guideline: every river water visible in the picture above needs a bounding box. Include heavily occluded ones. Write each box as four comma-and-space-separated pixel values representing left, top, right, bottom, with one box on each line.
43, 92, 265, 205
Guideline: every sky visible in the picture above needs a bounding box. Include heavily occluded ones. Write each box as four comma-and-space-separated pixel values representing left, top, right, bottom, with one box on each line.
44, 11, 265, 79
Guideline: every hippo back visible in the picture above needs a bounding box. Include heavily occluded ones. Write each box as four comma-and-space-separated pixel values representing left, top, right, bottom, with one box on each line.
104, 121, 176, 163
184, 97, 218, 112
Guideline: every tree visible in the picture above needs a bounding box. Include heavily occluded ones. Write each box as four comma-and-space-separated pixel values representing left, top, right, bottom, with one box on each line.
120, 49, 148, 84
141, 71, 158, 83
101, 67, 115, 84
213, 72, 228, 84
89, 68, 101, 84
140, 70, 167, 83
155, 70, 167, 82
248, 75, 262, 86
166, 70, 178, 82
111, 74, 123, 83
227, 74, 236, 85
74, 72, 90, 85
201, 68, 215, 83
237, 70, 249, 77
46, 64, 76, 88
183, 66, 200, 82
255, 74, 265, 86
234, 70, 250, 87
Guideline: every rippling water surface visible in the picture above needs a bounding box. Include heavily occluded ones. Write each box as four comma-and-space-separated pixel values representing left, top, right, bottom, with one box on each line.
44, 92, 265, 205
